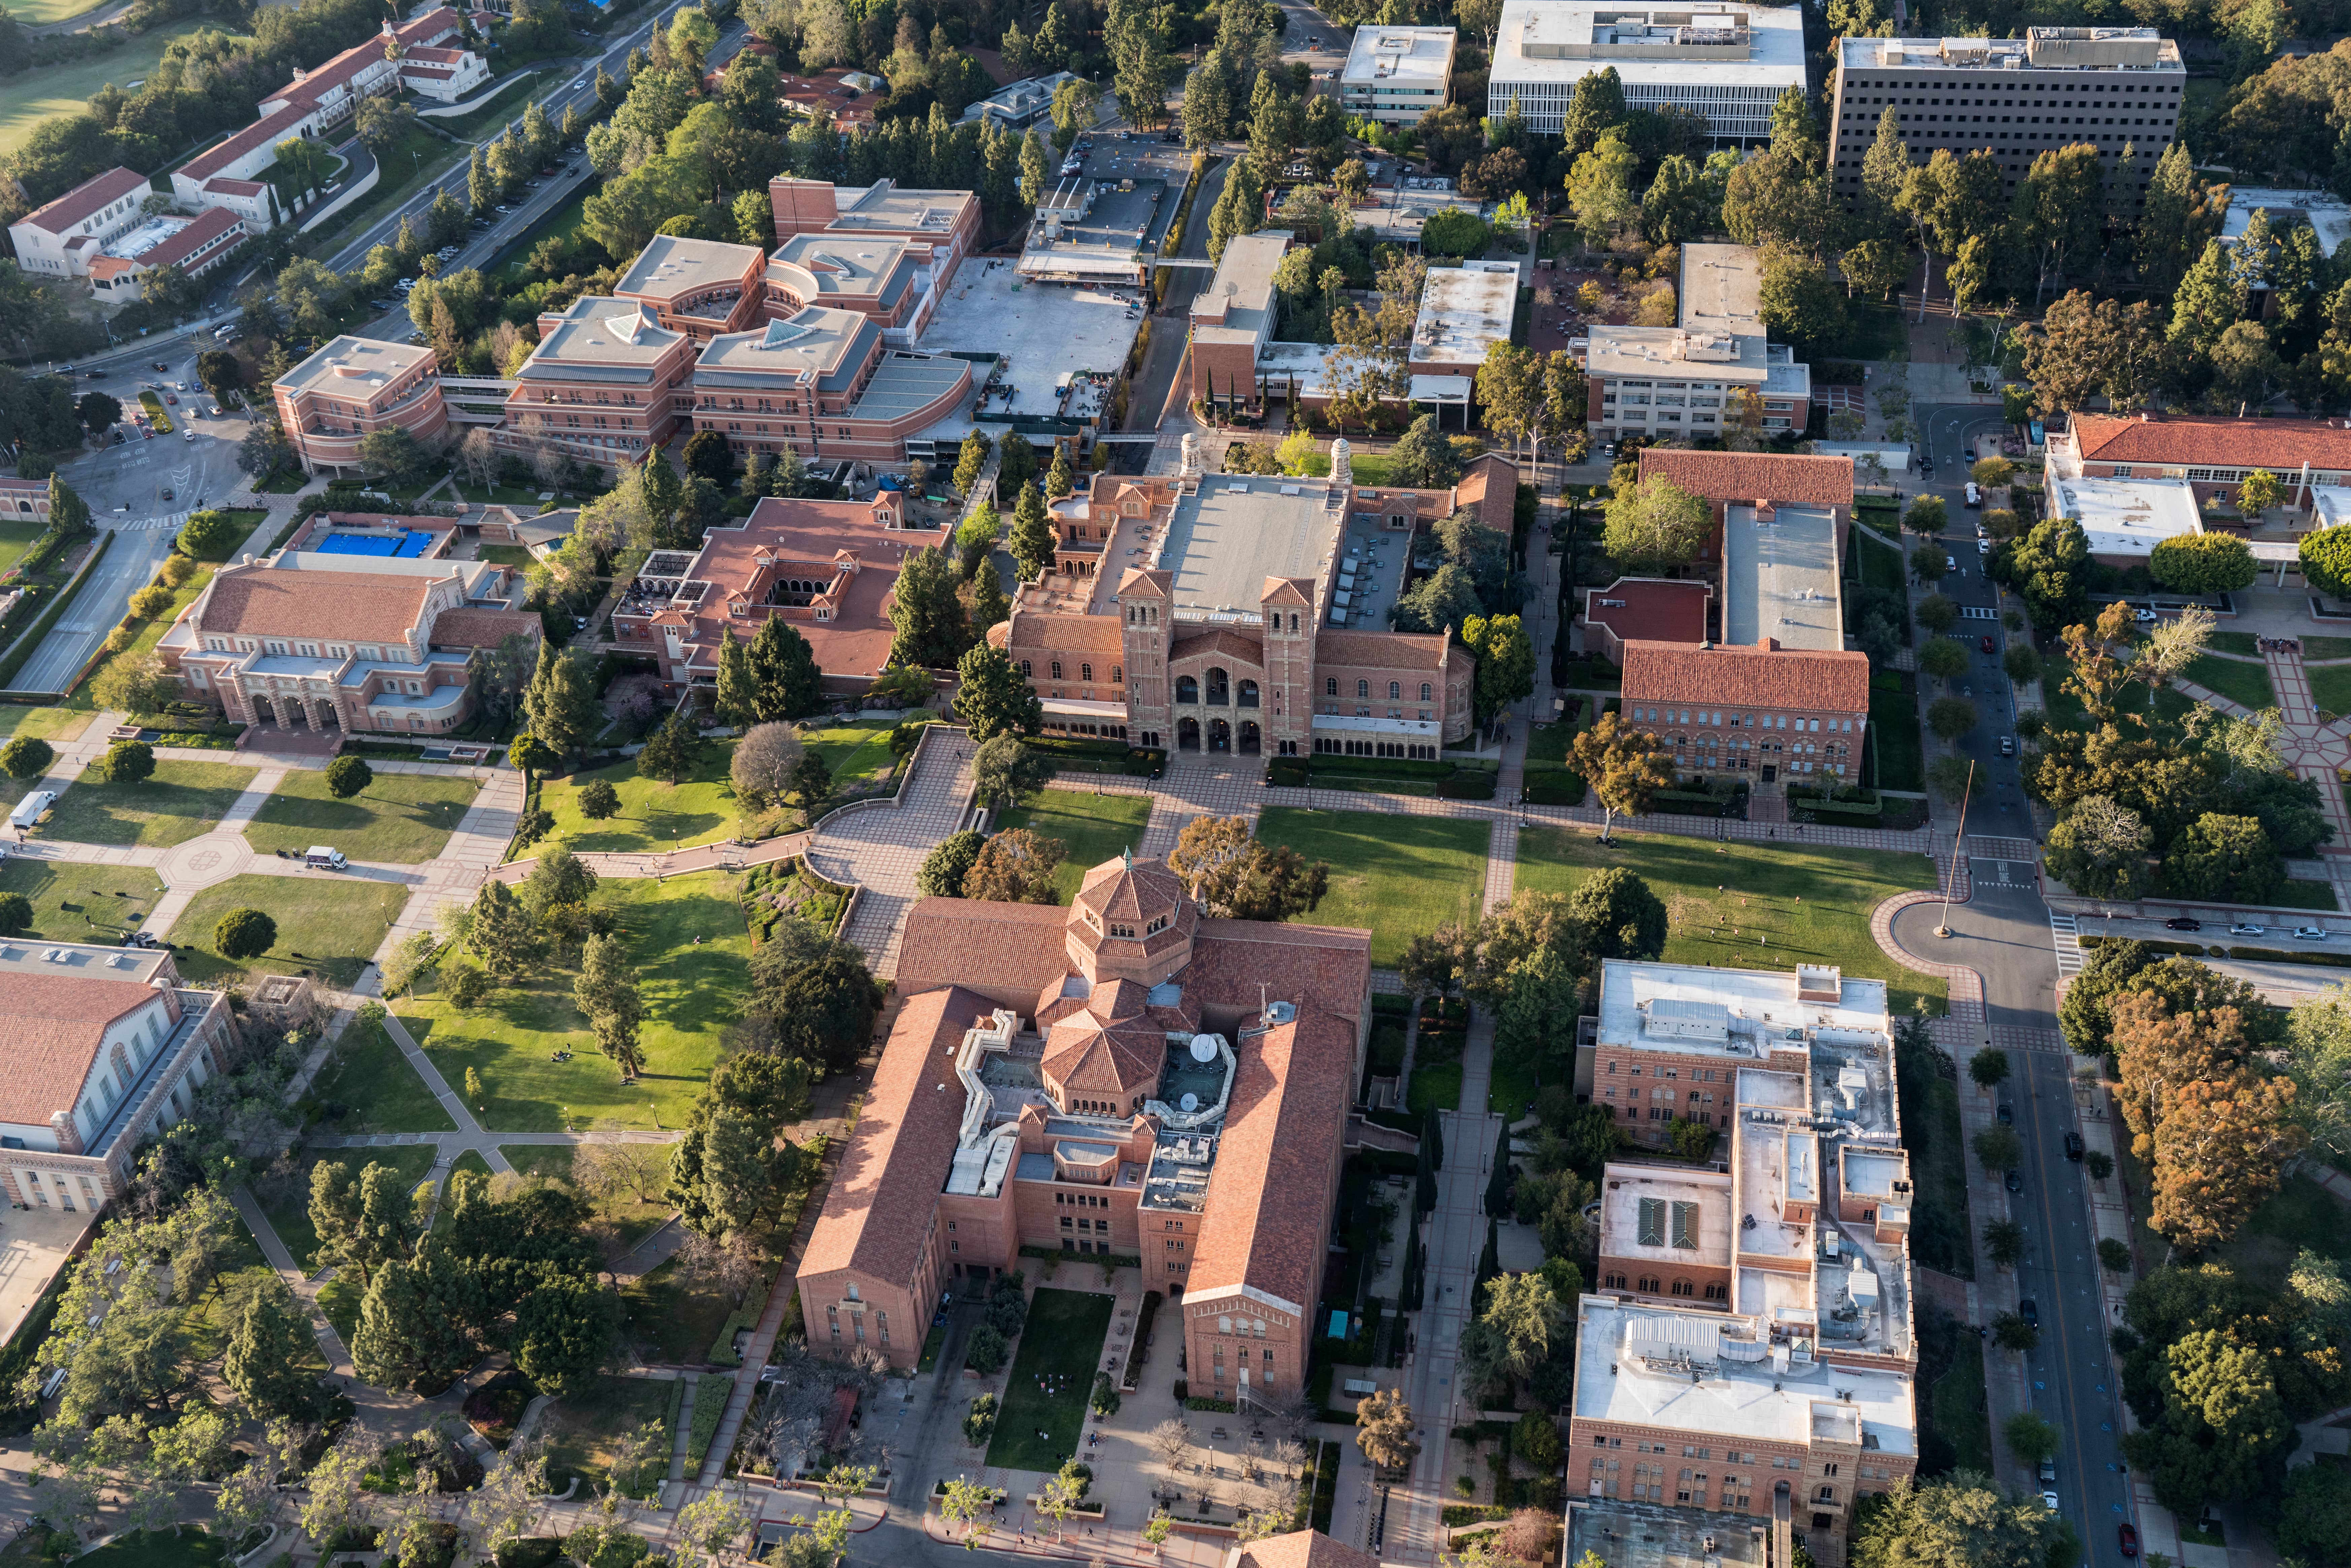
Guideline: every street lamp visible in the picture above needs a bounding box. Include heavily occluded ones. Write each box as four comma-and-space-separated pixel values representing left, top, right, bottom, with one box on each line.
1935, 758, 1976, 938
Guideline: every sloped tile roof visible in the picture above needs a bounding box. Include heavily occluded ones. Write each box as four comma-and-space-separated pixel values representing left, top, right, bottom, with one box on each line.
2068, 413, 2351, 471
199, 565, 432, 644
0, 976, 158, 1129
896, 897, 1072, 1010
427, 607, 541, 650
18, 167, 147, 236
1168, 628, 1263, 666
1620, 639, 1870, 715
1235, 1532, 1382, 1568
1638, 448, 1854, 508
1314, 628, 1449, 672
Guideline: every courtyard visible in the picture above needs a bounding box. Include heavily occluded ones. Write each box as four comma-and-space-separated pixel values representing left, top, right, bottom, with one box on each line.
171, 872, 412, 989
984, 1287, 1117, 1474
992, 787, 1154, 903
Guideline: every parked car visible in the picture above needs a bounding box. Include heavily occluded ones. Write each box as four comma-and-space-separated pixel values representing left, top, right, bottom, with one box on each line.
1965, 481, 1982, 507
2064, 1132, 2084, 1160
1999, 735, 2015, 756
2038, 1458, 2056, 1484
2135, 607, 2157, 623
163, 393, 176, 404
2119, 1524, 2140, 1558
1980, 635, 1995, 654
2230, 922, 2266, 935
2005, 1170, 2023, 1193
2019, 1298, 2039, 1327
2165, 916, 2203, 931
2041, 1492, 2059, 1513
1997, 1103, 2013, 1125
2295, 926, 2330, 940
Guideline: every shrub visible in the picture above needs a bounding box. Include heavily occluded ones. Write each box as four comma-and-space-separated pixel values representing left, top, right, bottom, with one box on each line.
96, 739, 155, 785
128, 584, 175, 619
0, 892, 29, 934
102, 623, 135, 654
324, 756, 373, 799
0, 736, 53, 779
579, 778, 621, 820
158, 553, 198, 589
963, 1392, 998, 1446
445, 965, 489, 1009
964, 1324, 1007, 1376
214, 907, 277, 961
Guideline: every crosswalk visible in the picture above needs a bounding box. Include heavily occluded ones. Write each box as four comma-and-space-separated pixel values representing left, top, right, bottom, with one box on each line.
112, 512, 191, 533
1961, 605, 1999, 620
2049, 911, 2085, 977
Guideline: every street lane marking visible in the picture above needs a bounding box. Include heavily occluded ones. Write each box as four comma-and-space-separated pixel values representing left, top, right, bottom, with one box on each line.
2049, 913, 2084, 978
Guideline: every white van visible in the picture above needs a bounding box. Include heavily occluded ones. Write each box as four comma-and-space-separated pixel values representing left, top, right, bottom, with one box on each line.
9, 791, 55, 831
304, 846, 347, 870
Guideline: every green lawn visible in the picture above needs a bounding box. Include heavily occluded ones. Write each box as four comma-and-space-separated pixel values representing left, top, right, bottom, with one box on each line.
310, 1024, 457, 1135
1256, 808, 1490, 968
1870, 683, 1925, 793
1489, 1055, 1537, 1122
1854, 523, 1907, 597
2312, 663, 2351, 718
0, 859, 164, 942
477, 544, 538, 568
2183, 653, 2276, 712
1897, 1037, 1974, 1279
325, 122, 466, 245
70, 1527, 232, 1566
1407, 1057, 1462, 1117
491, 181, 595, 277
0, 20, 228, 155
1925, 1332, 1992, 1478
534, 740, 744, 856
2302, 637, 2351, 662
2206, 631, 2261, 657
1515, 827, 1950, 1018
502, 1144, 675, 1251
245, 767, 481, 863
43, 760, 257, 848
619, 1255, 743, 1364
983, 1289, 1115, 1472
0, 707, 94, 745
396, 871, 749, 1131
0, 519, 42, 579
170, 872, 410, 988
544, 1375, 674, 1498
2217, 1174, 2351, 1293
259, 1142, 440, 1272
992, 787, 1154, 903
801, 718, 916, 794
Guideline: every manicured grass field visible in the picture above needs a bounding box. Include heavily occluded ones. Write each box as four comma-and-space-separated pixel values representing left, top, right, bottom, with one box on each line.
2183, 653, 2276, 712
0, 706, 94, 745
544, 1375, 674, 1497
0, 519, 42, 579
1869, 683, 1924, 793
993, 787, 1153, 903
43, 760, 257, 848
260, 1142, 440, 1272
1925, 1332, 1993, 1478
1514, 827, 1950, 1018
245, 767, 481, 863
2206, 631, 2261, 657
310, 1023, 457, 1135
2312, 662, 2351, 718
1256, 808, 1490, 968
71, 1526, 233, 1566
0, 859, 163, 941
2302, 636, 2351, 662
396, 871, 749, 1131
534, 740, 744, 856
477, 544, 537, 568
0, 21, 227, 154
619, 1255, 745, 1365
983, 1288, 1115, 1473
170, 872, 411, 988
802, 718, 916, 794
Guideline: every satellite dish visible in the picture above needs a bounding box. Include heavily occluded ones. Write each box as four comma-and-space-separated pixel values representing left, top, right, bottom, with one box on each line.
1180, 1092, 1200, 1113
1189, 1035, 1217, 1064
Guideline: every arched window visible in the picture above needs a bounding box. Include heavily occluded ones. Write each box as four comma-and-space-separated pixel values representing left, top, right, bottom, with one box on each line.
1112, 665, 1122, 683
1636, 1275, 1660, 1294
1670, 1279, 1694, 1297
1326, 677, 1338, 696
1177, 675, 1199, 703
1051, 661, 1063, 680
1205, 667, 1229, 703
1421, 682, 1432, 701
1080, 663, 1093, 682
1020, 661, 1033, 677
1288, 613, 1298, 633
1816, 1487, 1836, 1504
1388, 681, 1401, 699
1356, 679, 1369, 698
1237, 679, 1259, 708
1703, 1282, 1727, 1301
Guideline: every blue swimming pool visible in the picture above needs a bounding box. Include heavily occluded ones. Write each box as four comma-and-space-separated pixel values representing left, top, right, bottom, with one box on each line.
318, 530, 434, 558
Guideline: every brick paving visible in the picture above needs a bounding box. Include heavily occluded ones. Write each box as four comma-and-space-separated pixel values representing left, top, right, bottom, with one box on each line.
808, 725, 979, 977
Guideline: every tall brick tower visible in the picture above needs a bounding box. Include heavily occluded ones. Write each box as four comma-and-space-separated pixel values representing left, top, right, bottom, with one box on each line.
1258, 576, 1316, 757
1117, 567, 1173, 749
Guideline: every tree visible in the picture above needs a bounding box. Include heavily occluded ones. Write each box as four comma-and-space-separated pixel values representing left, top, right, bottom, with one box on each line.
636, 709, 704, 786
520, 841, 597, 923
1990, 1312, 2040, 1353
1602, 475, 1712, 572
323, 755, 371, 800
2003, 644, 2041, 686
175, 507, 241, 561
730, 721, 804, 806
1983, 1217, 2028, 1270
1973, 1125, 2023, 1173
889, 547, 971, 669
952, 642, 1042, 741
1969, 1047, 2011, 1090
89, 653, 173, 719
2045, 796, 2153, 901
76, 390, 121, 438
524, 642, 601, 760
1758, 247, 1846, 359
919, 831, 986, 898
1570, 867, 1667, 962
2151, 532, 2257, 594
223, 1277, 318, 1419
1927, 697, 1978, 744
468, 877, 540, 980
1567, 131, 1638, 247
1388, 414, 1460, 490
2112, 991, 2304, 1248
1355, 1388, 1419, 1471
1, 736, 54, 779
963, 829, 1067, 905
1461, 615, 1534, 729
574, 931, 646, 1078
1008, 483, 1056, 582
2099, 1237, 2134, 1273
2163, 812, 2284, 905
0, 893, 29, 935
1167, 815, 1330, 922
972, 735, 1052, 814
1919, 639, 1967, 687
1567, 711, 1676, 842
1914, 592, 1960, 637
214, 907, 276, 961
93, 739, 154, 786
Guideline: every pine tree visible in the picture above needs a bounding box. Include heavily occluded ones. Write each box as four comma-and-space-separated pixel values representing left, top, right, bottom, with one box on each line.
715, 625, 758, 728
636, 708, 704, 785
351, 1257, 427, 1389
889, 546, 971, 668
2139, 140, 2214, 294
1858, 106, 1911, 243
1045, 447, 1075, 499
224, 1281, 317, 1417
968, 562, 1010, 632
469, 877, 541, 980
640, 449, 684, 524
522, 641, 599, 759
1009, 482, 1057, 580
575, 933, 645, 1078
1019, 126, 1050, 208
748, 614, 826, 720
47, 474, 88, 535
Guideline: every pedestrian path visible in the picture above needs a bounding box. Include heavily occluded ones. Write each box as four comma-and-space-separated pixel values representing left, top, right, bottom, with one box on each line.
2048, 912, 2085, 978
808, 727, 979, 977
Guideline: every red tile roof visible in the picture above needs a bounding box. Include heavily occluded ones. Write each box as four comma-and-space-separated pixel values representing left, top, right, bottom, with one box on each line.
2068, 413, 2351, 471
896, 897, 1072, 1010
138, 207, 242, 272
199, 565, 434, 644
1584, 576, 1710, 647
0, 975, 160, 1128
1452, 452, 1520, 533
1235, 1532, 1382, 1568
427, 607, 540, 650
1315, 628, 1450, 672
1008, 606, 1125, 656
798, 986, 997, 1285
1620, 639, 1870, 716
18, 167, 147, 237
1637, 448, 1855, 509
1168, 628, 1263, 665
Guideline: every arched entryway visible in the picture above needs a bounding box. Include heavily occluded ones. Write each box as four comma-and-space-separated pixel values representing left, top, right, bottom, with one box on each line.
249, 694, 277, 725
1237, 679, 1260, 708
1208, 718, 1231, 752
1177, 716, 1201, 750
280, 701, 306, 730
1239, 721, 1260, 755
1176, 675, 1199, 704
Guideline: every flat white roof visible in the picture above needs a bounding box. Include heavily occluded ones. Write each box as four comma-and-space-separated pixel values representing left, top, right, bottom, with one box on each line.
101, 214, 192, 261
1493, 0, 1807, 90
1680, 242, 1763, 334
1574, 1294, 1917, 1453
1724, 501, 1842, 651
922, 258, 1145, 418
1343, 25, 1456, 88
1595, 959, 1890, 1060
1413, 261, 1518, 366
2220, 188, 2351, 258
1602, 1166, 1734, 1266
2046, 475, 2203, 556
1835, 30, 2183, 73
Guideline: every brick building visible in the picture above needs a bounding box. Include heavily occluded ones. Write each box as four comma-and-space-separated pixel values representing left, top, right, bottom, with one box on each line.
1572, 959, 1919, 1568
986, 455, 1497, 755
1635, 447, 1856, 526
613, 234, 768, 344
497, 298, 698, 469
765, 232, 943, 341
1619, 640, 1870, 783
0, 476, 53, 525
273, 337, 450, 477
2046, 412, 2351, 511
0, 940, 241, 1208
613, 492, 923, 695
768, 177, 979, 287
1581, 578, 1711, 665
797, 852, 1390, 1406
164, 545, 536, 734
689, 309, 971, 467
1587, 245, 1812, 443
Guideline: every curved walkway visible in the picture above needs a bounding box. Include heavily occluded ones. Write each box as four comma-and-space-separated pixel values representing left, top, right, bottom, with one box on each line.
1869, 854, 1986, 1025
